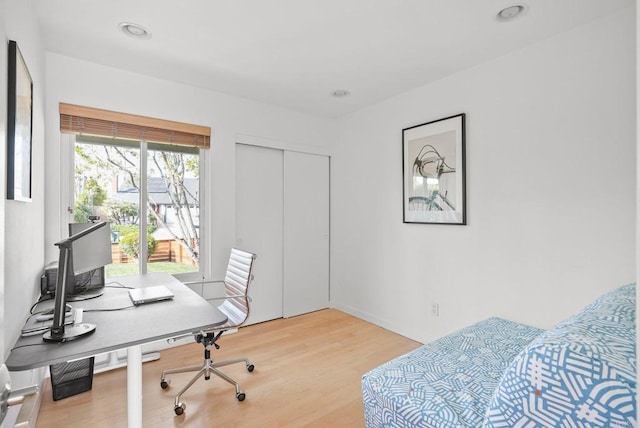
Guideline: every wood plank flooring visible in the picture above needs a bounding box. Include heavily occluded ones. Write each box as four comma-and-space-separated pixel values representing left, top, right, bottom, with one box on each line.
35, 309, 421, 428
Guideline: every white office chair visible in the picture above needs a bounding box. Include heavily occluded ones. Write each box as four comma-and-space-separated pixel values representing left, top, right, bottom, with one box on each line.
160, 248, 257, 416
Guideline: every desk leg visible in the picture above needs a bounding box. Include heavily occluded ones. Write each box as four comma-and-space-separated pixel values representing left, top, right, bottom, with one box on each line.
127, 345, 143, 428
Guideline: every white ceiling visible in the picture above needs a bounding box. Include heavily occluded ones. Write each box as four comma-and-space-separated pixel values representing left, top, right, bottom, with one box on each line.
33, 0, 633, 118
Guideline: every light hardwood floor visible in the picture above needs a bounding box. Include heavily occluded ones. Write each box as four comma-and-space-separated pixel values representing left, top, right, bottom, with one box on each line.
35, 309, 420, 428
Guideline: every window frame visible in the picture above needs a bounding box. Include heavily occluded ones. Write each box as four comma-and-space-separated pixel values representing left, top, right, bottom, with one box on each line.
61, 133, 207, 282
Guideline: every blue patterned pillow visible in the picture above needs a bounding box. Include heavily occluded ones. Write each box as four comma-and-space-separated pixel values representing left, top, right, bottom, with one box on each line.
483, 284, 636, 428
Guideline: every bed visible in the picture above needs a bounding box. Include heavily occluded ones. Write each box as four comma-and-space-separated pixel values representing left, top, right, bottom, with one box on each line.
362, 284, 637, 428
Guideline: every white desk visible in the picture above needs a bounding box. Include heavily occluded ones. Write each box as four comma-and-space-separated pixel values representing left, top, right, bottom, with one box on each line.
5, 273, 227, 428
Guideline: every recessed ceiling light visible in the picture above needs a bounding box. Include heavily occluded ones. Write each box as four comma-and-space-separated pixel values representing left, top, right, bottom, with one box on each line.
496, 4, 527, 21
332, 89, 350, 98
119, 22, 152, 39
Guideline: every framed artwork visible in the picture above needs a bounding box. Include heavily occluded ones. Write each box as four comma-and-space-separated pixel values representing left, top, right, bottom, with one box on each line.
7, 40, 33, 201
402, 113, 465, 224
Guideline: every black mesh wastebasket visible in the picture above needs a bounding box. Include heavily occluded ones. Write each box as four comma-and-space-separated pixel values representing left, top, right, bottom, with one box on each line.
49, 357, 94, 401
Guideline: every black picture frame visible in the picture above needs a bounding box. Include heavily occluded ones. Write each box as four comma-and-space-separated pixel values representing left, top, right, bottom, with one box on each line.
7, 40, 33, 202
402, 113, 466, 224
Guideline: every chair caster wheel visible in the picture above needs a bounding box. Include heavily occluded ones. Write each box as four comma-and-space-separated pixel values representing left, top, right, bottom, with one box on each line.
247, 364, 255, 372
174, 403, 186, 415
236, 392, 246, 401
160, 380, 170, 389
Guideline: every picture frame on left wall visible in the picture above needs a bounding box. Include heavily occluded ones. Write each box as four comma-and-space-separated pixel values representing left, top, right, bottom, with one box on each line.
7, 40, 33, 202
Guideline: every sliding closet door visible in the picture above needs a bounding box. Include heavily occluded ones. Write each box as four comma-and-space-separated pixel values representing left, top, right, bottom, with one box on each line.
236, 143, 330, 323
236, 144, 283, 325
283, 151, 329, 317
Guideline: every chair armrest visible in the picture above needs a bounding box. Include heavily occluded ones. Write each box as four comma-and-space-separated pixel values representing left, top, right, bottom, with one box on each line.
183, 279, 224, 286
206, 295, 252, 303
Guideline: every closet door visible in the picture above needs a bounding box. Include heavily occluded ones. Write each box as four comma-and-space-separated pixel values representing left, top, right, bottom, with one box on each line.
236, 144, 283, 325
283, 151, 329, 317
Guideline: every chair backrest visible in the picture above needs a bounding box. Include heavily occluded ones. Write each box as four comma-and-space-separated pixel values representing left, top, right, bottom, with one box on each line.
217, 248, 256, 328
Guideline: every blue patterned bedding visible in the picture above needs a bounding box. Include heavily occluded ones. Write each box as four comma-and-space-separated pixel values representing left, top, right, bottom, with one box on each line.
363, 284, 637, 428
362, 317, 544, 428
483, 284, 636, 428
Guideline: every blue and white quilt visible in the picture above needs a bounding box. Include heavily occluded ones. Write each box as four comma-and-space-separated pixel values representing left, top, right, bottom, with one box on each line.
483, 284, 636, 428
362, 317, 544, 428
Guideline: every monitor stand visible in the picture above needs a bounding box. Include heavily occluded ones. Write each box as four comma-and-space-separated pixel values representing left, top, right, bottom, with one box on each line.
43, 323, 96, 343
45, 288, 102, 342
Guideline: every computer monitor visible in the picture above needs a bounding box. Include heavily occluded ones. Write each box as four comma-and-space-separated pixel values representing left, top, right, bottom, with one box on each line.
43, 221, 113, 343
67, 222, 111, 298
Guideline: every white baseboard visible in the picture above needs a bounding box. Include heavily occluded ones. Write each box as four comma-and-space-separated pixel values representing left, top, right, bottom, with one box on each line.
330, 302, 410, 340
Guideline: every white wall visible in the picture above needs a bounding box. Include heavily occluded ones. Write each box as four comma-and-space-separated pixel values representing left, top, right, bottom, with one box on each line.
44, 54, 335, 283
3, 0, 46, 364
331, 7, 636, 344
0, 0, 6, 363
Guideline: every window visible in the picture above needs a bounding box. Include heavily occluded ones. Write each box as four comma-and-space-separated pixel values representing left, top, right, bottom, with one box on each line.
60, 103, 210, 280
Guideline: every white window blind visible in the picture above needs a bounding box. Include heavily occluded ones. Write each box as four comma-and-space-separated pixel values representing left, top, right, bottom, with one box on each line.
59, 103, 210, 149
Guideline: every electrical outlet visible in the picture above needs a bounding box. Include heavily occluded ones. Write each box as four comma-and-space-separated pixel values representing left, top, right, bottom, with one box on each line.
431, 303, 439, 317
